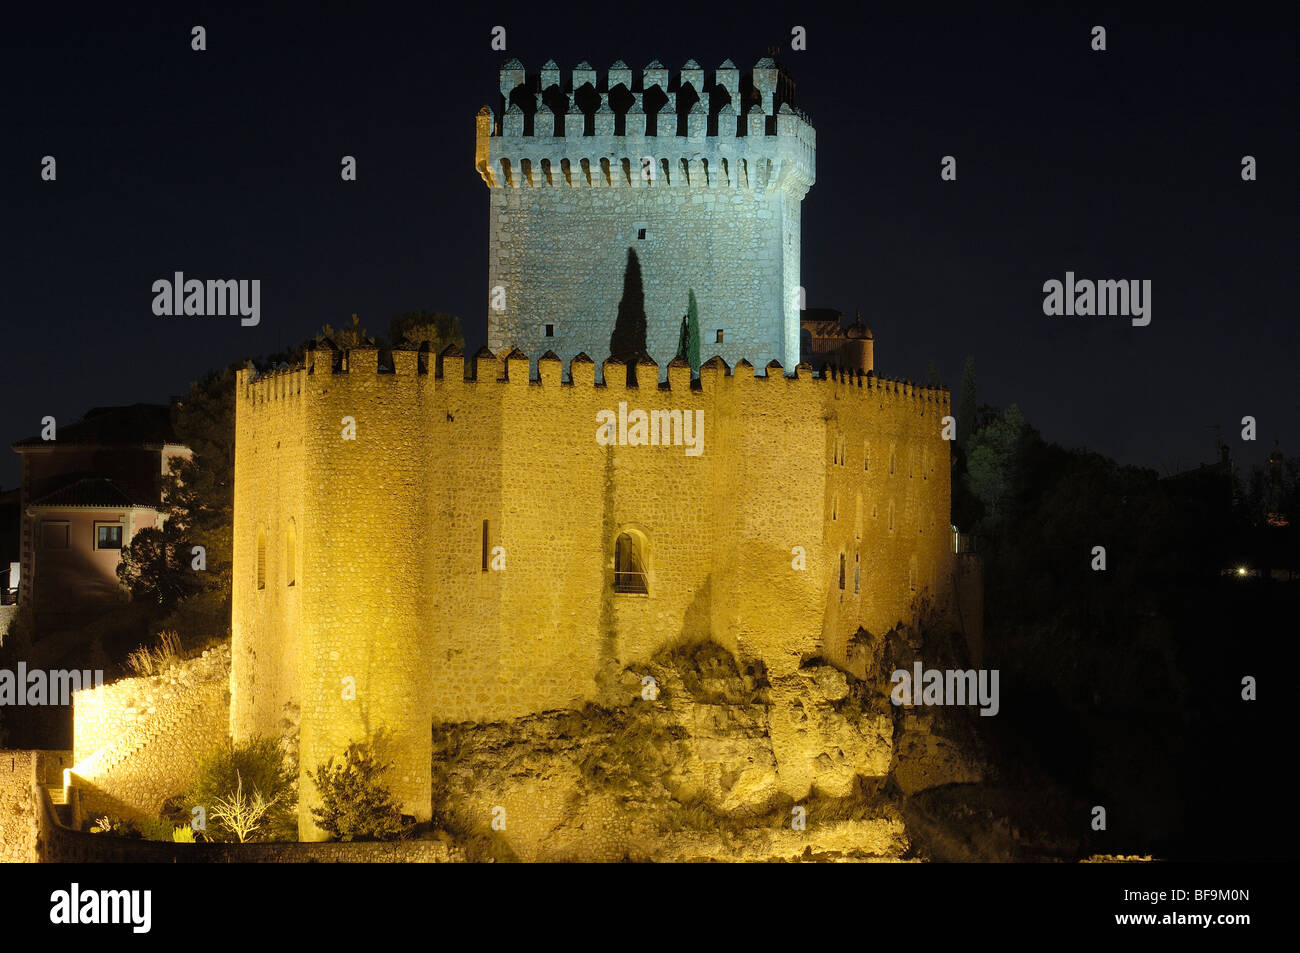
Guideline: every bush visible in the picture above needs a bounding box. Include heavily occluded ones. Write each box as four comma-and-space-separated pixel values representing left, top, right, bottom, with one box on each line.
183, 736, 296, 841
308, 739, 409, 842
87, 815, 141, 838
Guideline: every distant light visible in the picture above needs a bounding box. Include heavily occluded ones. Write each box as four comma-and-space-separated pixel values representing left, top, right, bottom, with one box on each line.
1237, 566, 1248, 577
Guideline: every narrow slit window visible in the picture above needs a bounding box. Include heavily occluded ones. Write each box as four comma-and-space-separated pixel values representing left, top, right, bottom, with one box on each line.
481, 520, 490, 572
544, 324, 555, 337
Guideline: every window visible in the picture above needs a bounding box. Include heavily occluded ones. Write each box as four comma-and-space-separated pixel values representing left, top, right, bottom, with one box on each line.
285, 522, 296, 587
838, 553, 846, 590
42, 521, 69, 550
613, 532, 648, 594
544, 324, 555, 337
854, 548, 860, 594
481, 520, 490, 572
637, 228, 647, 240
715, 329, 724, 344
94, 524, 123, 550
256, 529, 266, 590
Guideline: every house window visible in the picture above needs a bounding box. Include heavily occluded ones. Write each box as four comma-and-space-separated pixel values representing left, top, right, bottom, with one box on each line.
613, 531, 648, 594
285, 522, 296, 587
94, 524, 123, 550
544, 324, 555, 337
715, 329, 724, 344
256, 529, 266, 590
42, 521, 69, 550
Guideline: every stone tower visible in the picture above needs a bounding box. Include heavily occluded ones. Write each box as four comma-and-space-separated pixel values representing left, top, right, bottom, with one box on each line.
476, 57, 816, 375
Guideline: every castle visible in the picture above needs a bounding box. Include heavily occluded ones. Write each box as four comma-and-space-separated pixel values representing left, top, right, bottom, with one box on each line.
231, 58, 963, 840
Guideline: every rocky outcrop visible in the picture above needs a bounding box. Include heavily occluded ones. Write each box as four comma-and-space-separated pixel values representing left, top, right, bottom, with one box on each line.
431, 641, 951, 862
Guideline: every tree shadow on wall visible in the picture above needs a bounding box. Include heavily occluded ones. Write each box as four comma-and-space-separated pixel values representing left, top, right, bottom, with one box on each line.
610, 248, 649, 388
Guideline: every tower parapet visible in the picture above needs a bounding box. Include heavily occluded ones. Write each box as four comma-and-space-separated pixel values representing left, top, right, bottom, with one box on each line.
477, 57, 815, 196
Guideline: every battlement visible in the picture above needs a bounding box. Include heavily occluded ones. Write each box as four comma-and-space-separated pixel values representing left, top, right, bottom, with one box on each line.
476, 57, 815, 195
235, 345, 949, 415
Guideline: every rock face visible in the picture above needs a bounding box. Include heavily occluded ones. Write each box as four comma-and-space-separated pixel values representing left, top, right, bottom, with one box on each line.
430, 641, 960, 862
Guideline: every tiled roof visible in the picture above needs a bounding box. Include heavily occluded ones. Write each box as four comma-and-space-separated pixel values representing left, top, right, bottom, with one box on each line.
29, 477, 153, 509
13, 404, 178, 449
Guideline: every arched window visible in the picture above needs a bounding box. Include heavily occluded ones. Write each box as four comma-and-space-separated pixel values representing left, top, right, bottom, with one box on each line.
285, 521, 296, 587
613, 532, 648, 594
256, 529, 266, 591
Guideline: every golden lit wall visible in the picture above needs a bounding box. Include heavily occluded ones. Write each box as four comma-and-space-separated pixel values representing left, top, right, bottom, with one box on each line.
232, 351, 951, 838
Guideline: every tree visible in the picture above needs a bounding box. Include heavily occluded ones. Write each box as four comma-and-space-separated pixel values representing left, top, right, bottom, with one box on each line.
675, 288, 702, 375
925, 360, 942, 388
957, 356, 977, 447
116, 524, 198, 610
318, 313, 369, 348
964, 404, 1034, 531
609, 248, 648, 386
308, 739, 409, 841
389, 311, 464, 352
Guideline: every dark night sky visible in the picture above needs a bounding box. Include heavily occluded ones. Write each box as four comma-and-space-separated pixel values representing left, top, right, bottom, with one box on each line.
3, 2, 1296, 488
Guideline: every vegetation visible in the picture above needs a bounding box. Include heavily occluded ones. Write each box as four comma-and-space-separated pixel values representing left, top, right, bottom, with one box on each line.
125, 630, 183, 677
308, 738, 409, 841
183, 736, 296, 842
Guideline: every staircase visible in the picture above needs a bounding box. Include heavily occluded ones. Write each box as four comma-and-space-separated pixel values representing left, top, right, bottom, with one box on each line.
44, 784, 72, 826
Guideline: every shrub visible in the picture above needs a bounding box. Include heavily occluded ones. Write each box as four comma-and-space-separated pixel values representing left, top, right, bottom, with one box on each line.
308, 739, 409, 842
172, 825, 195, 843
184, 736, 296, 841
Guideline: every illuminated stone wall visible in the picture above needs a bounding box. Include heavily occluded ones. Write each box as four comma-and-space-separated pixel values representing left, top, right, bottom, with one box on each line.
71, 646, 231, 823
478, 58, 815, 373
232, 350, 953, 839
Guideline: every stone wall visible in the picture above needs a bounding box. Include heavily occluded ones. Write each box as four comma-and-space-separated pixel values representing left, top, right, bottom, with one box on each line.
72, 645, 231, 823
233, 353, 953, 838
0, 749, 69, 863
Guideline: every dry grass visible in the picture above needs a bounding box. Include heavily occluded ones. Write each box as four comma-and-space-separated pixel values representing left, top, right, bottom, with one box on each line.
125, 629, 183, 677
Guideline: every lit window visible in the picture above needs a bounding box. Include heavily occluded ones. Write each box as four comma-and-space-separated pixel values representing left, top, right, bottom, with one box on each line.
614, 532, 648, 594
94, 524, 123, 550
